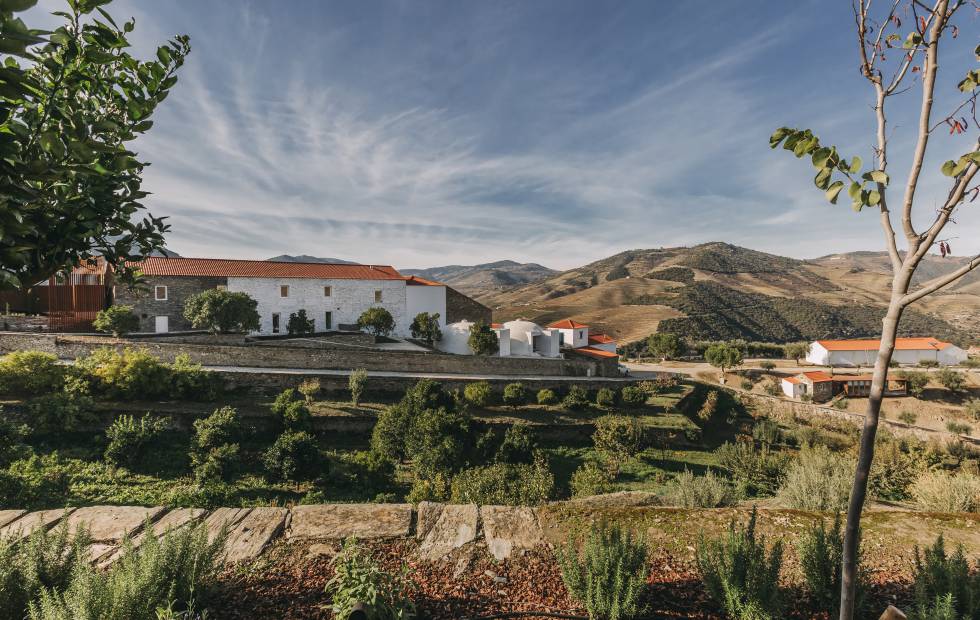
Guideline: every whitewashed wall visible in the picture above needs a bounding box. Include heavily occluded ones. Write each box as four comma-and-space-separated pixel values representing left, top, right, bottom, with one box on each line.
227, 277, 409, 336
406, 285, 447, 329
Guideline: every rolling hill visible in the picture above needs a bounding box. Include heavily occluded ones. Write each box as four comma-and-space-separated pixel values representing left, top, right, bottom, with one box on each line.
400, 260, 556, 297
266, 255, 358, 265
483, 242, 979, 346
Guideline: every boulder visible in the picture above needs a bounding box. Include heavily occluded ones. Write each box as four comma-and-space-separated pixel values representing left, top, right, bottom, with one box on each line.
880, 606, 907, 620
223, 507, 288, 564
287, 504, 412, 540
204, 507, 252, 544
0, 510, 26, 530
480, 506, 544, 561
416, 503, 479, 560
63, 505, 166, 543
0, 508, 75, 541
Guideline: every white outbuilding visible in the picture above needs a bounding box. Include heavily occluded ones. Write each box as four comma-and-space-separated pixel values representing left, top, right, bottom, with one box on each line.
806, 338, 968, 367
500, 320, 561, 357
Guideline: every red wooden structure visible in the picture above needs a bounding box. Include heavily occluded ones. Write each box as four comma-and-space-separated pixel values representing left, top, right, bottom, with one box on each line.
0, 262, 110, 332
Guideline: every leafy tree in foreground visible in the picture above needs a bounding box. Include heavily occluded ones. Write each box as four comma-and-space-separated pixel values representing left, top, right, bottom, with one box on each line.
410, 311, 442, 346
0, 0, 190, 291
287, 309, 315, 336
770, 3, 980, 616
468, 321, 499, 356
357, 307, 395, 337
183, 289, 259, 334
93, 305, 139, 337
705, 343, 743, 384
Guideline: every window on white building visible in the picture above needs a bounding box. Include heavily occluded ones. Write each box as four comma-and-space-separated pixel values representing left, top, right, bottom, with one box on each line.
374, 290, 382, 302
272, 313, 281, 334
154, 286, 168, 301
280, 285, 289, 297
324, 286, 332, 297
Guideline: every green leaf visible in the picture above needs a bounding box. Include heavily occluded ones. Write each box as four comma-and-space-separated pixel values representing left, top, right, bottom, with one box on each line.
0, 0, 38, 12
942, 160, 958, 176
825, 181, 845, 204
867, 190, 881, 206
811, 147, 832, 169
156, 46, 171, 64
848, 181, 862, 200
848, 156, 862, 174
903, 32, 923, 49
960, 70, 980, 93
862, 170, 889, 185
769, 127, 793, 148
966, 152, 980, 165
851, 200, 863, 213
814, 168, 832, 190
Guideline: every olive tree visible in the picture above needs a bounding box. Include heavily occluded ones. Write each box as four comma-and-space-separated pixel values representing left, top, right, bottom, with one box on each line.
647, 332, 682, 361
0, 0, 190, 291
770, 3, 979, 616
183, 289, 259, 334
705, 343, 743, 384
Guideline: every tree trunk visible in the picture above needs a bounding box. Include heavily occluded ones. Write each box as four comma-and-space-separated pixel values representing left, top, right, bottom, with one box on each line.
838, 299, 905, 619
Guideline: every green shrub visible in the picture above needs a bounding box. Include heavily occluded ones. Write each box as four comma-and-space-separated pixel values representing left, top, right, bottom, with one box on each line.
0, 413, 31, 467
946, 420, 971, 435
570, 461, 616, 498
25, 374, 96, 434
537, 388, 558, 405
27, 521, 226, 620
191, 443, 240, 485
463, 381, 493, 407
168, 354, 222, 401
562, 385, 590, 410
0, 454, 71, 508
698, 390, 719, 421
189, 406, 242, 484
330, 450, 396, 498
78, 348, 170, 400
717, 440, 788, 498
287, 309, 315, 336
593, 415, 643, 467
911, 534, 980, 620
183, 289, 260, 334
740, 379, 754, 391
919, 359, 940, 368
869, 436, 927, 502
797, 514, 867, 617
596, 387, 616, 408
297, 378, 321, 403
467, 322, 499, 356
409, 311, 442, 346
104, 414, 169, 469
407, 405, 474, 478
93, 305, 140, 337
937, 368, 966, 393
263, 431, 322, 481
777, 444, 853, 512
502, 382, 527, 409
759, 360, 776, 371
619, 385, 647, 406
832, 397, 849, 410
326, 537, 415, 620
902, 370, 930, 398
900, 410, 919, 425
911, 471, 980, 513
0, 351, 63, 396
349, 368, 368, 406
495, 422, 537, 464
664, 469, 738, 508
752, 419, 781, 447
357, 307, 396, 337
406, 472, 450, 504
557, 524, 648, 620
696, 507, 783, 620
371, 380, 457, 464
270, 389, 312, 432
762, 379, 782, 396
449, 458, 554, 505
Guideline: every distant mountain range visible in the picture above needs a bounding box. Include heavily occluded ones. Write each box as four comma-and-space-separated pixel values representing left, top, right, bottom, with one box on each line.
266, 254, 359, 265
400, 260, 557, 296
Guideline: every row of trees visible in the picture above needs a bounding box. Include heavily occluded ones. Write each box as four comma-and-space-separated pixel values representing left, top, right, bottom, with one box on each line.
644, 332, 808, 363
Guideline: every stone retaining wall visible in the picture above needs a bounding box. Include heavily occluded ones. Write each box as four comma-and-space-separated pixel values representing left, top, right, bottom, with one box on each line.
0, 315, 49, 333
0, 332, 613, 377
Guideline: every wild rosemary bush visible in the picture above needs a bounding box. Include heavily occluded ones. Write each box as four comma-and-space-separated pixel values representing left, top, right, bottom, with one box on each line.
503, 382, 528, 409
797, 514, 866, 617
463, 380, 493, 407
663, 469, 738, 508
326, 537, 415, 620
911, 471, 980, 513
557, 524, 649, 620
716, 440, 788, 498
696, 507, 783, 620
27, 521, 226, 620
104, 414, 170, 469
911, 534, 980, 620
537, 388, 559, 405
776, 443, 852, 511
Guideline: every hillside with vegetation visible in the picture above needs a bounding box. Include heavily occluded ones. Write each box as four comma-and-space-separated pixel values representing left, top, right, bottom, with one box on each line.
400, 260, 557, 297
484, 242, 980, 346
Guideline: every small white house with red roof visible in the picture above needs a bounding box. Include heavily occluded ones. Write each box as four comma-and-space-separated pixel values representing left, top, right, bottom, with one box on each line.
548, 319, 590, 348
806, 338, 967, 367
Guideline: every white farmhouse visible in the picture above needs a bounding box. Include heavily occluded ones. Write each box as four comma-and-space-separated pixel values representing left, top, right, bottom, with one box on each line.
806, 337, 968, 367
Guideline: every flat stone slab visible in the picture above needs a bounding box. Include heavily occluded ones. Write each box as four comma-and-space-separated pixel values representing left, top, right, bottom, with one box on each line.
0, 508, 75, 541
224, 507, 288, 564
288, 504, 412, 540
416, 503, 479, 560
0, 510, 26, 530
98, 508, 207, 567
205, 508, 252, 543
481, 506, 544, 561
64, 505, 167, 543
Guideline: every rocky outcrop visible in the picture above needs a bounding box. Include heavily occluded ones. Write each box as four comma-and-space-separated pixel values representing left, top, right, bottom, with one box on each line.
480, 506, 545, 561
416, 502, 480, 560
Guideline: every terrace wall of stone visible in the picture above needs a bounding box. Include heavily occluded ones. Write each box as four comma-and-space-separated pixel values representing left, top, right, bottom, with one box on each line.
0, 332, 614, 377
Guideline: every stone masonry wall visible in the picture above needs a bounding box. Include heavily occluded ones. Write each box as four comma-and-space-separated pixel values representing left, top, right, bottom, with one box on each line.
0, 332, 616, 376
0, 315, 48, 332
446, 286, 492, 324
113, 276, 227, 333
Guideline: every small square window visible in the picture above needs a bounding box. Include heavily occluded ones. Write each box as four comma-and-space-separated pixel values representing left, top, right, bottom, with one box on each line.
280, 285, 289, 298
154, 285, 168, 301
324, 286, 332, 297
374, 290, 382, 303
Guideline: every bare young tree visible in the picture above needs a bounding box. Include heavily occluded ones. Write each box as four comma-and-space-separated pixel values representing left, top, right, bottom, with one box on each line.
770, 2, 979, 618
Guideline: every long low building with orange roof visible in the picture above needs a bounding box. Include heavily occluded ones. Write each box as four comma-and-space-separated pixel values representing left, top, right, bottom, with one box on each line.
805, 337, 968, 367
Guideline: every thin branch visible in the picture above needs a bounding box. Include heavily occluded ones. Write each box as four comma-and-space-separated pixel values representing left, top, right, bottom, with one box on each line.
902, 253, 980, 304
912, 152, 980, 262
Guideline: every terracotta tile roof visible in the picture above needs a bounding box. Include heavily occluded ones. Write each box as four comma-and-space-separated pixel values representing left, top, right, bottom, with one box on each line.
815, 337, 955, 351
129, 257, 404, 280
588, 333, 615, 345
404, 275, 444, 286
548, 319, 589, 329
783, 377, 801, 384
490, 323, 503, 329
800, 371, 835, 383
71, 258, 109, 275
574, 346, 618, 359
836, 374, 906, 383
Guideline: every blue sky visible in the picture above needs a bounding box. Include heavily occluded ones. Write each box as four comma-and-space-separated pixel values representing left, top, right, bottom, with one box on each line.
30, 1, 980, 269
